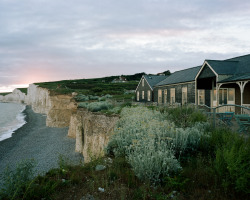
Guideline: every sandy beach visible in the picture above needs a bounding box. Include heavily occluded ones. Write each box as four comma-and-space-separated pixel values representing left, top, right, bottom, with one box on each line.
0, 106, 83, 180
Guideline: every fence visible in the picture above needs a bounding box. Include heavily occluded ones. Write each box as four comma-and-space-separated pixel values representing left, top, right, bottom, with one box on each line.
198, 104, 250, 129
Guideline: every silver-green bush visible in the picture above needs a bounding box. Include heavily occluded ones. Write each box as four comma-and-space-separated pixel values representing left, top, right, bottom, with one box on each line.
106, 107, 209, 183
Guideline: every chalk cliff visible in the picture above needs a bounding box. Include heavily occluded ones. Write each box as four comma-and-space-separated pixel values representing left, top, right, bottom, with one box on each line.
1, 83, 119, 162
27, 84, 77, 127
68, 109, 119, 163
0, 89, 27, 103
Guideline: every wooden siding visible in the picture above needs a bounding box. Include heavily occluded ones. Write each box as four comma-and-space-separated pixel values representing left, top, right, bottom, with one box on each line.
198, 65, 216, 79
135, 77, 153, 102
153, 82, 196, 105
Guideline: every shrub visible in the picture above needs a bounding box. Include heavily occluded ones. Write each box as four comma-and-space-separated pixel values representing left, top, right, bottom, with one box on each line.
106, 107, 209, 184
127, 138, 181, 184
164, 106, 207, 128
75, 94, 89, 102
0, 159, 36, 199
213, 129, 250, 194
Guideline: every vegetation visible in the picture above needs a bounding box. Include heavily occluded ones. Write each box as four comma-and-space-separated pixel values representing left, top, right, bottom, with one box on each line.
34, 74, 141, 96
0, 106, 249, 200
17, 88, 28, 95
0, 93, 11, 96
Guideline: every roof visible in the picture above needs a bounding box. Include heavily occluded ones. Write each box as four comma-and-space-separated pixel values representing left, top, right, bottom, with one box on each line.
144, 75, 167, 88
225, 54, 250, 74
205, 54, 250, 82
156, 66, 201, 86
218, 73, 250, 83
205, 60, 238, 75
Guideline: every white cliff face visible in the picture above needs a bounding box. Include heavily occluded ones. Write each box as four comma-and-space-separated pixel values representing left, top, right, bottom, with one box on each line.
68, 109, 119, 163
27, 84, 77, 127
0, 89, 27, 103
27, 84, 51, 114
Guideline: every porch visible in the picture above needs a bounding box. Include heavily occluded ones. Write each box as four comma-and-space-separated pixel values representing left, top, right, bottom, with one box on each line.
196, 77, 250, 114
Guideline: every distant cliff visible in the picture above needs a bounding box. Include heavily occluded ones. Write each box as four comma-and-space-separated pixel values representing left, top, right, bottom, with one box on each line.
0, 88, 27, 103
0, 83, 119, 162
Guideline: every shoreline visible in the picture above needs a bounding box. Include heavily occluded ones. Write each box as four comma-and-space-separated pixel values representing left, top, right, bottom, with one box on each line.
0, 102, 27, 142
0, 105, 83, 181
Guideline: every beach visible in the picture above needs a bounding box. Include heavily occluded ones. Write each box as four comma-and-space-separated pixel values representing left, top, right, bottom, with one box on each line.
0, 106, 83, 179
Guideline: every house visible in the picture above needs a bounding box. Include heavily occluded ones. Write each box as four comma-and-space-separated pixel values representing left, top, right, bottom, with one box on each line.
135, 75, 167, 102
153, 54, 250, 112
154, 66, 201, 105
196, 54, 250, 112
112, 76, 127, 83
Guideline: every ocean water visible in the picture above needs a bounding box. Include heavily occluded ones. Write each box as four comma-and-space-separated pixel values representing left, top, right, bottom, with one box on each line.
0, 103, 26, 141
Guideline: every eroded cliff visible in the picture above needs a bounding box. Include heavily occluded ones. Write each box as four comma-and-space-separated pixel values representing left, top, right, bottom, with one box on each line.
0, 89, 27, 103
27, 84, 77, 127
68, 109, 119, 163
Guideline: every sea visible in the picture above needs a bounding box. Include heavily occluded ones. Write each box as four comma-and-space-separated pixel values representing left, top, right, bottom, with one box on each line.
0, 102, 26, 142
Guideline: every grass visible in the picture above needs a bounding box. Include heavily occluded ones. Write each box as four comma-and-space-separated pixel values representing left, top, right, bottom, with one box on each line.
17, 88, 28, 95
34, 75, 139, 96
0, 106, 248, 200
1, 154, 246, 200
0, 92, 11, 96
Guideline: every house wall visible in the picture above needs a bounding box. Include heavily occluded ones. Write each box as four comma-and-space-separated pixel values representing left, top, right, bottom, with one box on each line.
135, 77, 153, 102
153, 82, 195, 105
198, 65, 216, 79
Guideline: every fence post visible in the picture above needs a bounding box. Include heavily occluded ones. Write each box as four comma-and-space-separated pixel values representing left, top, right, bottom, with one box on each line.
213, 108, 216, 128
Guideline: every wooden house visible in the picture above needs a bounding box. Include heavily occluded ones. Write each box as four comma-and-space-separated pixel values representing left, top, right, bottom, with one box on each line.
135, 75, 166, 102
153, 54, 250, 112
154, 66, 201, 105
196, 54, 250, 112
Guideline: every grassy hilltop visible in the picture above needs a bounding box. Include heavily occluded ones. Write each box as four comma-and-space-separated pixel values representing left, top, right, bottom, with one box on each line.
34, 73, 145, 100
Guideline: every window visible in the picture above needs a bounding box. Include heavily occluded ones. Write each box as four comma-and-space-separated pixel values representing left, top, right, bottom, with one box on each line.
219, 89, 227, 105
142, 91, 144, 99
170, 88, 175, 104
213, 89, 217, 101
158, 89, 162, 104
198, 90, 205, 105
228, 88, 235, 101
137, 91, 139, 101
164, 89, 167, 104
147, 90, 151, 101
182, 87, 187, 105
142, 79, 144, 87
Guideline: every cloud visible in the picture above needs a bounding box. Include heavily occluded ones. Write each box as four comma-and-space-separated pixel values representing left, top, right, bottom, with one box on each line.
0, 0, 250, 92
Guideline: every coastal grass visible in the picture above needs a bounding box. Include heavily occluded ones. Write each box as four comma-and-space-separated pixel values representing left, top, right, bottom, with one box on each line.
0, 106, 248, 200
0, 93, 11, 96
17, 88, 28, 95
0, 152, 246, 200
34, 75, 139, 96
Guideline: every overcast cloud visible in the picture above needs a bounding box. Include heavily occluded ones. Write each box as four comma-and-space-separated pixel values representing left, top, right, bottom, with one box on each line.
1, 0, 250, 92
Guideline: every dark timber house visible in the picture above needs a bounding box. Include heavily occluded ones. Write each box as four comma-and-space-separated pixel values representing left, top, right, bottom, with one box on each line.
152, 54, 250, 112
135, 75, 166, 102
154, 66, 201, 105
196, 54, 250, 112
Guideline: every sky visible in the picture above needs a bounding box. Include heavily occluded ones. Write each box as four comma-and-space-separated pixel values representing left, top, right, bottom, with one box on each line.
1, 0, 250, 92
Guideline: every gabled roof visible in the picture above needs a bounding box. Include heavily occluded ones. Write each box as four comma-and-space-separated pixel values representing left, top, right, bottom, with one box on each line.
144, 75, 167, 88
156, 66, 201, 86
218, 73, 250, 83
205, 60, 238, 75
225, 54, 250, 74
198, 54, 250, 82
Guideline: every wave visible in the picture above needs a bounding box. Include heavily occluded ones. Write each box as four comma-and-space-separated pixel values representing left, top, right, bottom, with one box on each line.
0, 104, 27, 142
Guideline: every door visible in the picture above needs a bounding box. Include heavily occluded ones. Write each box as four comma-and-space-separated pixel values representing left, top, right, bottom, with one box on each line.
218, 88, 235, 112
227, 88, 235, 112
